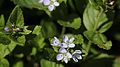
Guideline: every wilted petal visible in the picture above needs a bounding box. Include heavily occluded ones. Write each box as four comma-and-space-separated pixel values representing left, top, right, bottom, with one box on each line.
66, 52, 72, 58
63, 35, 68, 43
68, 43, 75, 48
54, 2, 60, 6
61, 43, 67, 48
72, 57, 78, 62
59, 48, 67, 53
43, 0, 50, 5
48, 5, 55, 11
69, 37, 75, 43
63, 57, 68, 63
38, 0, 43, 3
56, 54, 63, 61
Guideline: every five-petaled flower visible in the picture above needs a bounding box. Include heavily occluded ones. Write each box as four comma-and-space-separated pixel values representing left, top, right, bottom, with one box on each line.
51, 35, 82, 63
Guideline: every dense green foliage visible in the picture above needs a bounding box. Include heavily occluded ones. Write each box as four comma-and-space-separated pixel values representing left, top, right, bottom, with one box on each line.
0, 0, 120, 67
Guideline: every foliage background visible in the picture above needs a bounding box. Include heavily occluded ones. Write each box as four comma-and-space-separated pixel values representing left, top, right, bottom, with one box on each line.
0, 0, 120, 67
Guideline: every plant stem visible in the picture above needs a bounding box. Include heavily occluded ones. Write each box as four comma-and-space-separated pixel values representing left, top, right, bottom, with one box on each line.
60, 26, 66, 37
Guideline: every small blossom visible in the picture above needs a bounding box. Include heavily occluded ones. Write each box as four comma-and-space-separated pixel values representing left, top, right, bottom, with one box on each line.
48, 5, 55, 11
61, 35, 75, 48
56, 51, 72, 63
4, 27, 10, 32
51, 37, 60, 46
72, 50, 82, 62
54, 1, 60, 6
43, 0, 51, 5
16, 28, 20, 31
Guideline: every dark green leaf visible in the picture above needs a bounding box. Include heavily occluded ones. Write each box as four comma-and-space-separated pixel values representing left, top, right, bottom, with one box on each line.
0, 15, 5, 27
6, 5, 24, 27
40, 59, 64, 67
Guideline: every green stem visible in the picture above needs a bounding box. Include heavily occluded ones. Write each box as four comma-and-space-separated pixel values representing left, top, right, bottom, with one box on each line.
60, 26, 66, 37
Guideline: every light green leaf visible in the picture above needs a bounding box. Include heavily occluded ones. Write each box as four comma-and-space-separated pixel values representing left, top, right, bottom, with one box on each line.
58, 0, 67, 3
83, 3, 108, 31
58, 17, 81, 29
6, 5, 24, 27
34, 34, 45, 49
40, 59, 64, 67
30, 47, 37, 56
74, 34, 84, 44
17, 35, 26, 46
13, 61, 23, 67
113, 58, 120, 67
99, 21, 113, 33
19, 26, 32, 35
84, 31, 95, 41
0, 58, 9, 67
0, 33, 17, 59
32, 25, 41, 35
0, 15, 5, 27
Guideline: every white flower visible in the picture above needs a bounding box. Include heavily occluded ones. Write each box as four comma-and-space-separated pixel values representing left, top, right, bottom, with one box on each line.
61, 35, 75, 48
56, 48, 72, 63
51, 37, 60, 46
72, 50, 82, 62
43, 0, 51, 5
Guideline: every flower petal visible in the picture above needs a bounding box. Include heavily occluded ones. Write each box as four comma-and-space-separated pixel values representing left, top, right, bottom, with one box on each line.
38, 0, 43, 3
56, 54, 63, 61
69, 37, 75, 43
43, 0, 50, 5
61, 43, 67, 48
68, 43, 75, 48
54, 2, 60, 6
73, 50, 82, 54
4, 27, 10, 32
63, 57, 68, 63
63, 35, 68, 43
66, 52, 72, 58
72, 57, 78, 62
51, 37, 60, 46
59, 48, 67, 53
48, 5, 55, 11
76, 55, 82, 60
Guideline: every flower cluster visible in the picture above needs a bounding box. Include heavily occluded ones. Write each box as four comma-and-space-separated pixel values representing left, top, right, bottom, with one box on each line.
38, 0, 60, 11
4, 24, 21, 33
51, 35, 82, 63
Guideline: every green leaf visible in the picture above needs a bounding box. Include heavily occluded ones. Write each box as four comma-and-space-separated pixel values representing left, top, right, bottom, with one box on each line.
40, 59, 64, 67
74, 34, 84, 44
0, 33, 17, 59
58, 17, 81, 29
13, 61, 23, 67
6, 5, 24, 27
41, 20, 57, 38
99, 21, 113, 33
0, 58, 9, 67
97, 41, 112, 50
84, 31, 96, 41
34, 34, 45, 49
0, 15, 5, 27
113, 58, 120, 67
32, 25, 41, 35
17, 35, 26, 46
19, 26, 32, 35
58, 0, 67, 3
83, 3, 108, 31
30, 47, 37, 56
